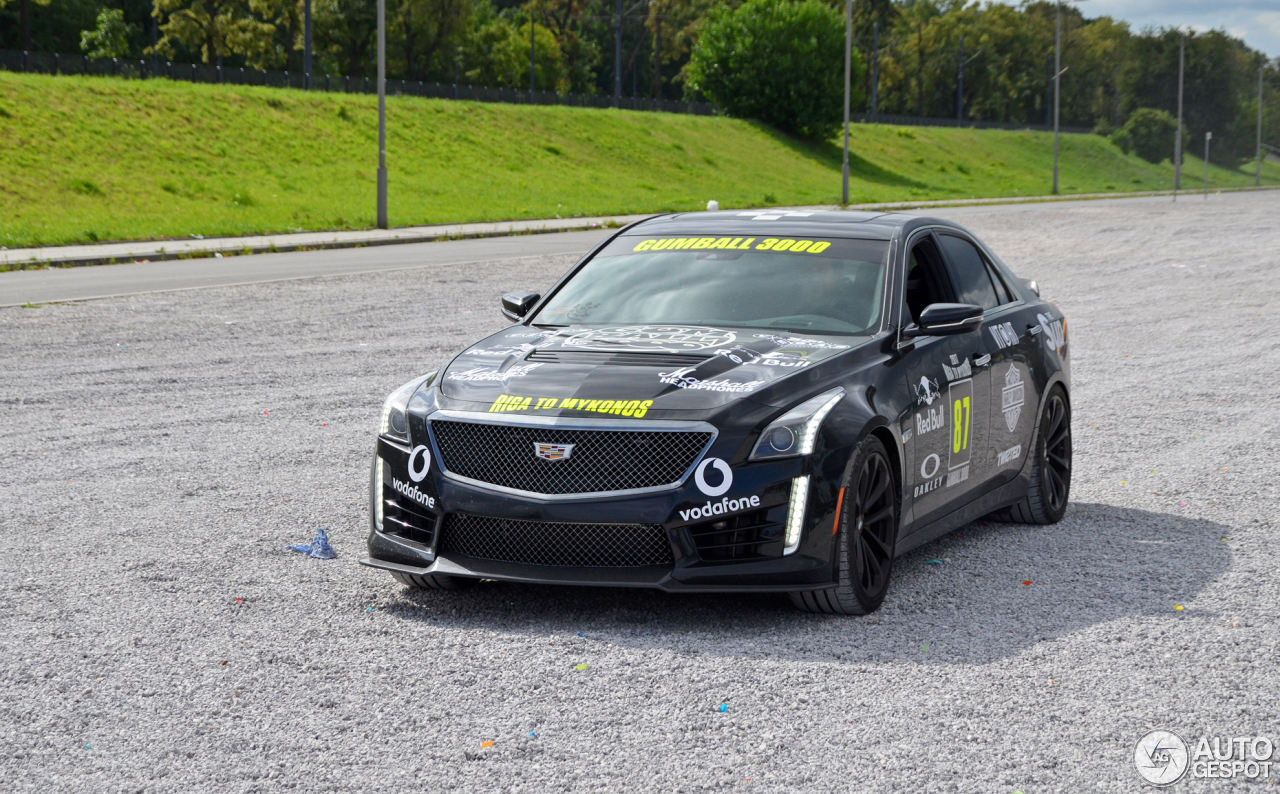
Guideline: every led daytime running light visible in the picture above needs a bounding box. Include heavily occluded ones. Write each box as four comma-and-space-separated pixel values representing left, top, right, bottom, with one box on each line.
798, 393, 842, 455
374, 457, 385, 529
784, 475, 810, 555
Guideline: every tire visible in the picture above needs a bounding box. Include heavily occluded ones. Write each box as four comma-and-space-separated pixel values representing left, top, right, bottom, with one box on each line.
991, 385, 1072, 525
789, 435, 898, 616
390, 571, 479, 591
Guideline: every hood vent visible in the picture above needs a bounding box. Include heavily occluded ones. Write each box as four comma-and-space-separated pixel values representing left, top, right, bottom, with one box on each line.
525, 350, 710, 368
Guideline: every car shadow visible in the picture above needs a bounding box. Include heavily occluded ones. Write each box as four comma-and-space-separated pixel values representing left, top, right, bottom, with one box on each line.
380, 502, 1231, 666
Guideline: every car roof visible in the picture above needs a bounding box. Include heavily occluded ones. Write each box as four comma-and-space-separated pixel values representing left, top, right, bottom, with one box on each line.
620, 209, 967, 242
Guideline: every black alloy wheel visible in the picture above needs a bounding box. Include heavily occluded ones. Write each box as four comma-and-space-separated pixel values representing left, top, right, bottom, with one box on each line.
852, 447, 897, 597
990, 384, 1072, 525
790, 435, 898, 615
1040, 389, 1072, 515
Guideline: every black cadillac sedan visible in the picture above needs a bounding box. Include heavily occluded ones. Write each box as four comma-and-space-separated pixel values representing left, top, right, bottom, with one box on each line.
362, 209, 1071, 615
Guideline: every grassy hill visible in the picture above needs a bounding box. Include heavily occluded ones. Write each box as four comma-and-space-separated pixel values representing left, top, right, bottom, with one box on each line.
1, 72, 1277, 248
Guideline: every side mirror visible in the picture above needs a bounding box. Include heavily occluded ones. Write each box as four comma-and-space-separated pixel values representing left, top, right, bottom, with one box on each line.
1021, 278, 1040, 297
903, 303, 984, 338
501, 292, 540, 322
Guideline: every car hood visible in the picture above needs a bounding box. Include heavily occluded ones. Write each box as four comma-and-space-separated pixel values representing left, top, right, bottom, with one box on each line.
438, 324, 864, 411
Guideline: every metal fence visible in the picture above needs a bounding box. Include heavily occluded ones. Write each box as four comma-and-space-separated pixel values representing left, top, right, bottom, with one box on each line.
2, 48, 1094, 132
0, 49, 715, 115
852, 111, 1090, 134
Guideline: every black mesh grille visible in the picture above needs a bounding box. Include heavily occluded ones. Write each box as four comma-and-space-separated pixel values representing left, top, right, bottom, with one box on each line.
687, 505, 788, 562
439, 514, 673, 567
430, 420, 712, 494
381, 484, 437, 547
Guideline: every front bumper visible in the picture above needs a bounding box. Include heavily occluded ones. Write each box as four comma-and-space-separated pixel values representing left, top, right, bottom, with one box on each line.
363, 433, 843, 593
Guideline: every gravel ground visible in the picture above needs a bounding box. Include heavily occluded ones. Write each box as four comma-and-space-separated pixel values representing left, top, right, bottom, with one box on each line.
2, 193, 1278, 793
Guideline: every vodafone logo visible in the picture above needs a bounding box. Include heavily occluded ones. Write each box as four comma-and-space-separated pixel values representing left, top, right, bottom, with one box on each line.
407, 445, 432, 483
694, 458, 733, 497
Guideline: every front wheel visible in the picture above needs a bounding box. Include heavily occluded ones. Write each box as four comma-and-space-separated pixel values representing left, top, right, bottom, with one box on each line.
790, 435, 898, 615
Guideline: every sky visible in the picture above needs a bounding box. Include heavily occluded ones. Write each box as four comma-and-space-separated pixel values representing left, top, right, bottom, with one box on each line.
999, 0, 1280, 58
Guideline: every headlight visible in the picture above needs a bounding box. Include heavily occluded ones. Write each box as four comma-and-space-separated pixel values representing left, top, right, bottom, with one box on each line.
749, 387, 845, 460
379, 371, 436, 440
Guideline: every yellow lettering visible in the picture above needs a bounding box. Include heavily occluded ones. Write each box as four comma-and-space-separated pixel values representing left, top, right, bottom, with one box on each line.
542, 397, 558, 409
585, 400, 601, 411
738, 237, 755, 249
610, 400, 627, 414
651, 239, 673, 251
772, 239, 795, 252
671, 238, 695, 249
489, 395, 508, 413
711, 237, 734, 249
597, 400, 615, 413
808, 241, 831, 254
691, 237, 715, 249
561, 398, 578, 409
791, 240, 812, 253
620, 400, 639, 416
756, 238, 778, 250
633, 239, 655, 252
632, 400, 654, 418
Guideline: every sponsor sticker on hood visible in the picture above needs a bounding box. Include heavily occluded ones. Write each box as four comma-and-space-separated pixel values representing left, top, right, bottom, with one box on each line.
440, 324, 863, 412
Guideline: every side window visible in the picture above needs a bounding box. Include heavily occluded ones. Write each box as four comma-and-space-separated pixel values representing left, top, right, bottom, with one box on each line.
985, 259, 1012, 304
904, 235, 951, 325
938, 234, 1000, 310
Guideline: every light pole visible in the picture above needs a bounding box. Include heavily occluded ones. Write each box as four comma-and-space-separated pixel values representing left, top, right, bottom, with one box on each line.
1052, 4, 1061, 194
530, 6, 536, 100
376, 0, 387, 229
614, 0, 622, 107
1174, 33, 1184, 200
304, 0, 312, 89
1204, 131, 1211, 199
1258, 63, 1264, 187
871, 22, 879, 121
841, 0, 851, 205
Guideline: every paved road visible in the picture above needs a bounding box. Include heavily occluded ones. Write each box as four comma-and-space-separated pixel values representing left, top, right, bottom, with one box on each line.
2, 190, 1277, 792
0, 192, 1246, 308
0, 229, 615, 307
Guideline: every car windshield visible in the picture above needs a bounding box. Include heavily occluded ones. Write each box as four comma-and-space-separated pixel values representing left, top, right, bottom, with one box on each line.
531, 234, 890, 335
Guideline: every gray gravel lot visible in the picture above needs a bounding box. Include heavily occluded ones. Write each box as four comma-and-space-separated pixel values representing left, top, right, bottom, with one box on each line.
2, 193, 1278, 793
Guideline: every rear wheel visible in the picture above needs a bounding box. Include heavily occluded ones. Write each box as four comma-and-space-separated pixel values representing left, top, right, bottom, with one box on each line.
790, 435, 898, 615
390, 571, 479, 591
992, 385, 1072, 525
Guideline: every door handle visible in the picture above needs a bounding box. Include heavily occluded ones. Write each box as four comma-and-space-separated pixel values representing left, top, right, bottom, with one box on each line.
972, 353, 991, 367
1027, 324, 1042, 336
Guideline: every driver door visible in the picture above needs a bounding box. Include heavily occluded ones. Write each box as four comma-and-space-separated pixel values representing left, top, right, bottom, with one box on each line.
899, 232, 990, 526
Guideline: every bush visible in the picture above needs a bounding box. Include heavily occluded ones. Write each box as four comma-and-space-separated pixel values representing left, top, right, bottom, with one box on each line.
685, 0, 861, 141
1112, 108, 1185, 164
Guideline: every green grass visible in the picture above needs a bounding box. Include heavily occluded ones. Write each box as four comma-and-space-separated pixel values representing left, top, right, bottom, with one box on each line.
2, 72, 1278, 248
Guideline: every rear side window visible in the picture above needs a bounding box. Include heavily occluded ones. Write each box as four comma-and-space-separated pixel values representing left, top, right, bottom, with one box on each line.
986, 260, 1012, 304
938, 234, 999, 310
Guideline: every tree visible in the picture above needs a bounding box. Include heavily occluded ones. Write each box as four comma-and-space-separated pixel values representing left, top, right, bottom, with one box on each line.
1110, 107, 1182, 163
465, 18, 563, 90
314, 0, 378, 76
81, 7, 137, 58
157, 0, 252, 64
400, 0, 472, 81
685, 0, 860, 140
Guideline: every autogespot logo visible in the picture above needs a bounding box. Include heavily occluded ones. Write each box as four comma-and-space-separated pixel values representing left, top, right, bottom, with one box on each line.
1134, 729, 1276, 786
1134, 730, 1190, 786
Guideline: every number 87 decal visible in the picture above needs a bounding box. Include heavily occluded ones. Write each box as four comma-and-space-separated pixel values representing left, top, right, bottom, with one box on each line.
948, 379, 973, 469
